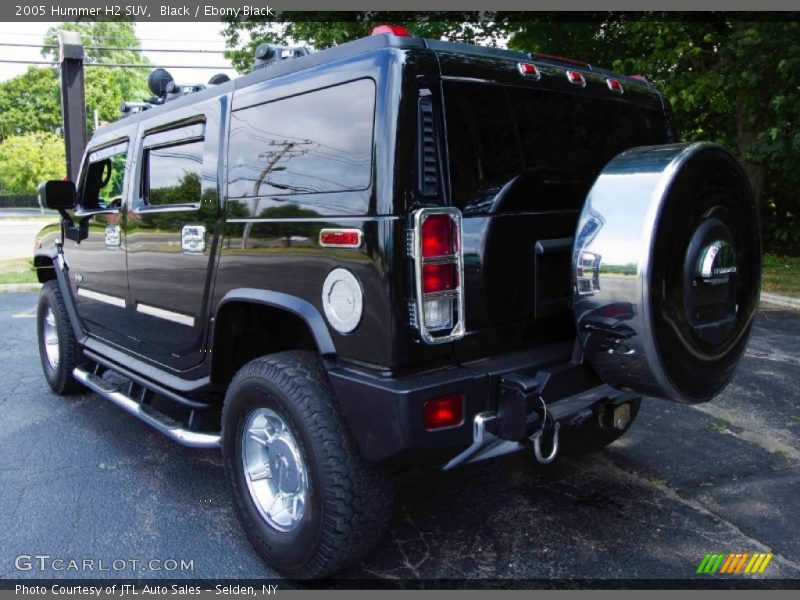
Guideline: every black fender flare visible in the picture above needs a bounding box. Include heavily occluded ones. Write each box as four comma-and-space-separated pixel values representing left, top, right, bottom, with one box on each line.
35, 250, 87, 345
212, 288, 336, 357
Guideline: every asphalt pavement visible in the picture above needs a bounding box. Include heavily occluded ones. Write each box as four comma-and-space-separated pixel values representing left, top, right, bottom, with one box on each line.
0, 292, 798, 584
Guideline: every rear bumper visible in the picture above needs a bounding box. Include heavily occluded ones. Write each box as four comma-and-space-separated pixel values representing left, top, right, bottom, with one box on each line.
326, 340, 639, 466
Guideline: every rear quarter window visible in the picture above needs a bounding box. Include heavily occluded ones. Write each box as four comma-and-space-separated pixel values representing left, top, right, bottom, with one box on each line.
227, 79, 375, 200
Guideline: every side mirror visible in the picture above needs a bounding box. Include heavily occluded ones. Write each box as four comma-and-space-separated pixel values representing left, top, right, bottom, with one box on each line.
38, 180, 76, 211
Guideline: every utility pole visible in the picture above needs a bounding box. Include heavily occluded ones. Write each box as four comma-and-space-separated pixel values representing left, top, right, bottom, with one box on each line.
57, 31, 87, 182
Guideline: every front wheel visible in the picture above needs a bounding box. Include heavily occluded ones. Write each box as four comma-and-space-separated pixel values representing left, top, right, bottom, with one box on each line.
222, 350, 392, 578
37, 280, 83, 395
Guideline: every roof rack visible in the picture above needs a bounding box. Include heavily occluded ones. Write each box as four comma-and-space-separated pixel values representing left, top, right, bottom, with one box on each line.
252, 44, 311, 70
118, 68, 230, 119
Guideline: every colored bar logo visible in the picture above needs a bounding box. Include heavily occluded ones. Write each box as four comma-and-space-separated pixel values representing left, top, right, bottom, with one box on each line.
697, 552, 773, 575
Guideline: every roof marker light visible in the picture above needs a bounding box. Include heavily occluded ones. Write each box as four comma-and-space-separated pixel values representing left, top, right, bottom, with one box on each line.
517, 62, 541, 80
566, 70, 586, 87
371, 25, 412, 37
606, 78, 624, 94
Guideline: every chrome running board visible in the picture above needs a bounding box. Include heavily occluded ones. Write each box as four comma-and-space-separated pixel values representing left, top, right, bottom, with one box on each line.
73, 366, 221, 449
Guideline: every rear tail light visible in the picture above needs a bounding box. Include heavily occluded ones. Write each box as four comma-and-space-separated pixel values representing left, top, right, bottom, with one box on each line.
423, 394, 464, 430
409, 208, 465, 344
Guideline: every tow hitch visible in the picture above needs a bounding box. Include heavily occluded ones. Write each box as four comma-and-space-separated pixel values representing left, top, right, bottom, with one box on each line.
441, 371, 640, 471
529, 399, 561, 464
498, 372, 561, 464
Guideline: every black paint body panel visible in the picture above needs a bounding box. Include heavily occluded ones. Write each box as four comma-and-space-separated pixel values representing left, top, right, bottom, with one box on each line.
41, 34, 672, 463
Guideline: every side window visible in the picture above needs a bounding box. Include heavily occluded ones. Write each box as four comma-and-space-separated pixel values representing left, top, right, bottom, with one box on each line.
81, 142, 128, 210
227, 78, 375, 199
142, 126, 205, 207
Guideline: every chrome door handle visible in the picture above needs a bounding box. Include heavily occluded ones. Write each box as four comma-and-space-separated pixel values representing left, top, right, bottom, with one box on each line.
105, 224, 121, 247
181, 224, 206, 253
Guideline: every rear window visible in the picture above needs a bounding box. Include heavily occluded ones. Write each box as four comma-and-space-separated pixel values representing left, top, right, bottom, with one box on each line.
227, 79, 375, 199
443, 81, 668, 214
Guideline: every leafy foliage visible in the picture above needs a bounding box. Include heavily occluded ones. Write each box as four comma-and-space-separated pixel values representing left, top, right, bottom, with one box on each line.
0, 132, 65, 195
0, 67, 62, 140
42, 21, 151, 105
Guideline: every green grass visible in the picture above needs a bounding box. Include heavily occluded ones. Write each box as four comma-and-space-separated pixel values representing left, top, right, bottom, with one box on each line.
762, 254, 800, 297
0, 258, 38, 285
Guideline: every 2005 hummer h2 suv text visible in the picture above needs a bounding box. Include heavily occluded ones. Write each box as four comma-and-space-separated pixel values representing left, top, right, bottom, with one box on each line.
34, 26, 761, 578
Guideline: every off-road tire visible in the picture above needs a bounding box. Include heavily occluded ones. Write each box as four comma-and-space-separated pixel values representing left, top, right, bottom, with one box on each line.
222, 350, 393, 578
37, 280, 83, 395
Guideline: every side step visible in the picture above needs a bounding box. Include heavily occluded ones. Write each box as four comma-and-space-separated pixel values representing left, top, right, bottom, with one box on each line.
73, 366, 221, 449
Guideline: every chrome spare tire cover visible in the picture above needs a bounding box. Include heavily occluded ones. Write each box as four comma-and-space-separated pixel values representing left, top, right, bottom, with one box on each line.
572, 143, 761, 404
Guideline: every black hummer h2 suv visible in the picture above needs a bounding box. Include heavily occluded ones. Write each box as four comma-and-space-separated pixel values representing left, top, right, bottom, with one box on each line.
34, 26, 761, 578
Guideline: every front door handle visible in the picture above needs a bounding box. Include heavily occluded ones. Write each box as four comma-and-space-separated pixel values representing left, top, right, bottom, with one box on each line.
105, 224, 121, 247
182, 224, 206, 253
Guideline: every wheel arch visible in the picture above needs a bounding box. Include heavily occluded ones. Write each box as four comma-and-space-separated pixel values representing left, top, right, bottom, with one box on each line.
210, 288, 336, 387
33, 250, 58, 283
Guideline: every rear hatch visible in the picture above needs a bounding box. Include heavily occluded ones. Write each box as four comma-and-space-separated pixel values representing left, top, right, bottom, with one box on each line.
434, 51, 672, 360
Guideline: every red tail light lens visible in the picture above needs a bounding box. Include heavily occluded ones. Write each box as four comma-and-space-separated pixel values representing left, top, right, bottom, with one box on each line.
423, 394, 464, 430
421, 214, 454, 258
423, 263, 456, 293
371, 25, 412, 37
606, 78, 623, 93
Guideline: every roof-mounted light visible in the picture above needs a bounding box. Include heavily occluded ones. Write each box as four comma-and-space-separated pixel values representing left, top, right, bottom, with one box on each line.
371, 25, 412, 37
517, 62, 541, 81
566, 70, 587, 87
606, 78, 624, 94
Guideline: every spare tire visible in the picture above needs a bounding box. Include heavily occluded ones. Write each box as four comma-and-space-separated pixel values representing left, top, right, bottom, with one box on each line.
572, 143, 761, 404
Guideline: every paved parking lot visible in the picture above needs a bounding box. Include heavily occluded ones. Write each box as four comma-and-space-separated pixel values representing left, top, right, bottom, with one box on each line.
0, 291, 798, 583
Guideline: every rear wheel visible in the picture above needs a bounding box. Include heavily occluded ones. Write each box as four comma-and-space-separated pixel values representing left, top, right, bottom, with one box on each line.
37, 280, 83, 395
222, 350, 392, 578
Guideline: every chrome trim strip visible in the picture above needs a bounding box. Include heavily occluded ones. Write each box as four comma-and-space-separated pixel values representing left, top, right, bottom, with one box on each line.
227, 216, 401, 223
73, 367, 220, 449
77, 288, 126, 308
136, 303, 195, 327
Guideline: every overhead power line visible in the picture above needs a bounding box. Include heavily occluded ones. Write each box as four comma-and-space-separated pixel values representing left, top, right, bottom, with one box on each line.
0, 42, 226, 54
0, 32, 227, 44
0, 59, 235, 69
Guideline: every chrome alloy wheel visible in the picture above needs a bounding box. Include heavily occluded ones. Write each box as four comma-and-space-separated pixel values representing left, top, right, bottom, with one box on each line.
42, 307, 60, 369
242, 408, 308, 532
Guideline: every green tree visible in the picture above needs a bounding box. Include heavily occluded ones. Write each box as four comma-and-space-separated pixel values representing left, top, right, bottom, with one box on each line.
0, 23, 152, 143
0, 67, 62, 139
0, 132, 65, 195
220, 13, 485, 72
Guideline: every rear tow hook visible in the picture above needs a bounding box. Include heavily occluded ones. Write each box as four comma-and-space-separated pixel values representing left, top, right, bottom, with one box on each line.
530, 396, 560, 464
